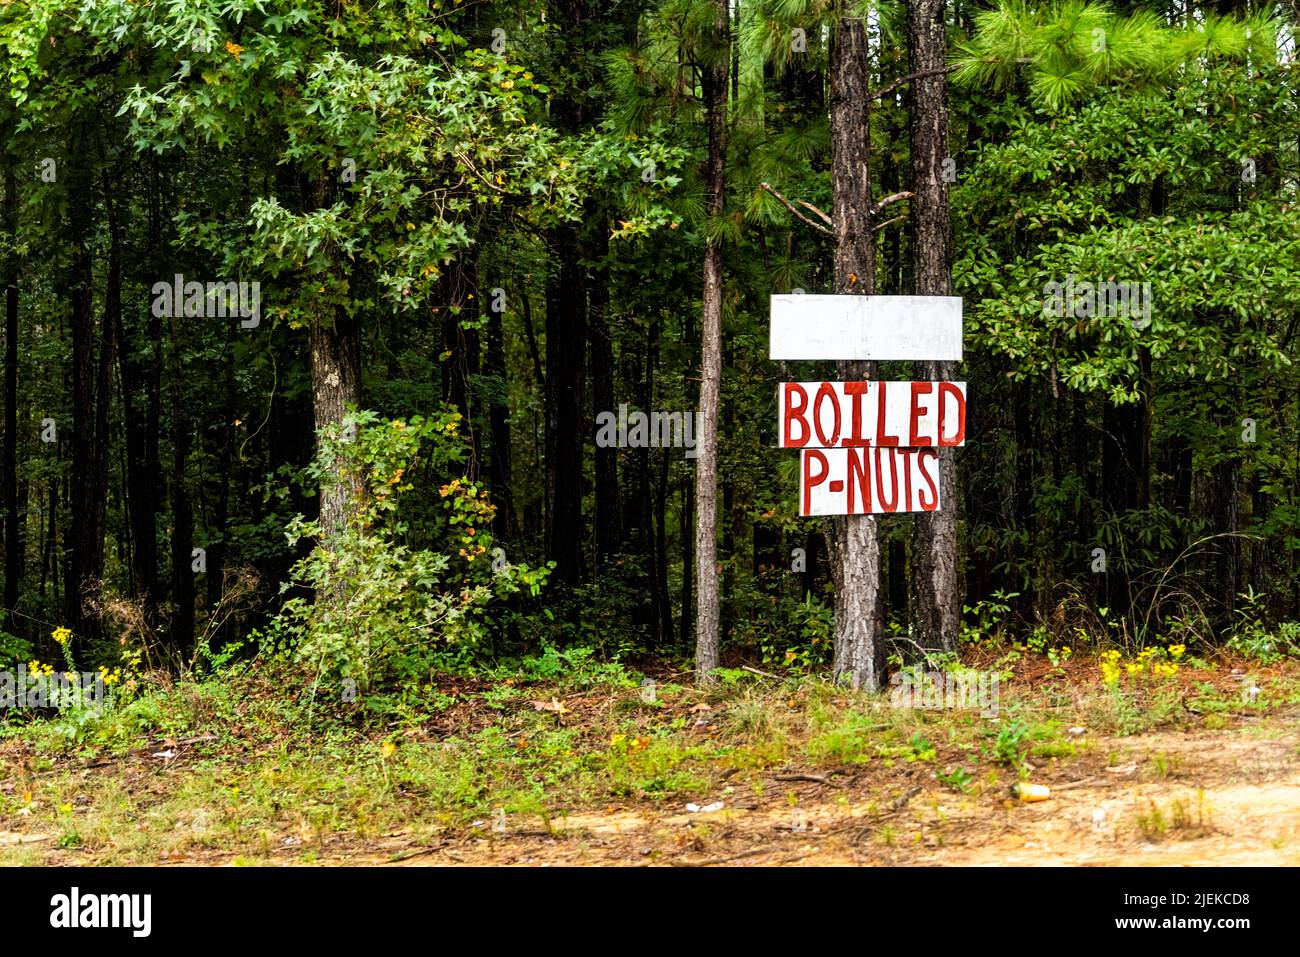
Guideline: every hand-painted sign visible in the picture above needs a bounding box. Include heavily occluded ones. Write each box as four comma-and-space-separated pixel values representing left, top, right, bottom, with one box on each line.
800, 448, 941, 517
779, 381, 966, 450
769, 295, 965, 517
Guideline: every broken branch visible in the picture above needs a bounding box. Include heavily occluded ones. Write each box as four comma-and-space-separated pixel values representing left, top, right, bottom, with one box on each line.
872, 191, 914, 215
760, 182, 832, 236
865, 64, 959, 104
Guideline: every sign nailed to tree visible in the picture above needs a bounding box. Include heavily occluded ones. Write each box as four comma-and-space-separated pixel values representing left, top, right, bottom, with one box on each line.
778, 380, 967, 450
770, 295, 963, 362
769, 295, 966, 517
801, 447, 942, 517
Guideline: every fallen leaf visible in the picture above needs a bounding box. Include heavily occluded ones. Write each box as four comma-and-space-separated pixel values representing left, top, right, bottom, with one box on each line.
531, 698, 571, 716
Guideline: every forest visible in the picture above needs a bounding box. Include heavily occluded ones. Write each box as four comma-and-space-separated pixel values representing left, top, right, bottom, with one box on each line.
1, 0, 1299, 870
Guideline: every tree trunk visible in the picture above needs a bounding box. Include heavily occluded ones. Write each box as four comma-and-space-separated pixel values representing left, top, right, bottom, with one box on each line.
310, 309, 363, 538
64, 155, 106, 663
441, 259, 480, 477
206, 322, 236, 642
169, 399, 194, 660
655, 446, 673, 642
589, 216, 619, 567
93, 175, 120, 602
907, 0, 960, 656
828, 10, 883, 690
119, 159, 163, 628
693, 0, 729, 681
304, 172, 363, 541
3, 146, 20, 632
485, 268, 515, 541
680, 475, 694, 647
544, 224, 588, 587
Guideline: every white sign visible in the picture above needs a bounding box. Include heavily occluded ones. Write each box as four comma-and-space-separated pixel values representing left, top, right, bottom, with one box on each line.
779, 381, 966, 449
799, 447, 942, 517
769, 295, 963, 361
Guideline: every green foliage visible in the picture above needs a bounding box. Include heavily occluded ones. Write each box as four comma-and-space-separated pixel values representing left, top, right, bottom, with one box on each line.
2, 0, 1300, 735
1226, 595, 1300, 664
0, 630, 33, 668
954, 2, 1275, 110
907, 731, 937, 762
936, 766, 974, 794
730, 591, 833, 671
986, 717, 1031, 771
502, 645, 638, 689
269, 410, 549, 691
961, 592, 1019, 646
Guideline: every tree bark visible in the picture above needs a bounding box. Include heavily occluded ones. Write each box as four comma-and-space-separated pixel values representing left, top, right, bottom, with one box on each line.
693, 0, 729, 681
304, 172, 363, 542
441, 259, 480, 477
3, 145, 20, 633
907, 0, 960, 656
206, 321, 236, 643
119, 157, 163, 628
655, 445, 673, 642
310, 308, 363, 539
64, 150, 108, 662
485, 268, 515, 541
828, 10, 883, 690
169, 397, 194, 660
543, 224, 588, 587
589, 215, 619, 567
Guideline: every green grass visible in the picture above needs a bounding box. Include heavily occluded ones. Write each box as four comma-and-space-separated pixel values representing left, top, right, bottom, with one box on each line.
1, 650, 1296, 864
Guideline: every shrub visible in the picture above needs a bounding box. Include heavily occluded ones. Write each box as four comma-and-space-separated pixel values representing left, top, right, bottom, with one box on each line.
268, 409, 549, 691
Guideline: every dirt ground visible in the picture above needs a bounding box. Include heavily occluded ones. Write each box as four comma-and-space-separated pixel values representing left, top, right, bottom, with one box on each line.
361, 720, 1300, 866
11, 717, 1287, 867
4, 664, 1298, 866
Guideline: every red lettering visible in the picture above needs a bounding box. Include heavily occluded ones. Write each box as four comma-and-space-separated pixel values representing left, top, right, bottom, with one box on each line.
847, 447, 871, 514
813, 381, 841, 447
909, 382, 935, 446
938, 383, 966, 446
917, 448, 940, 510
783, 383, 810, 447
875, 381, 900, 446
874, 449, 899, 512
802, 449, 829, 516
843, 381, 870, 447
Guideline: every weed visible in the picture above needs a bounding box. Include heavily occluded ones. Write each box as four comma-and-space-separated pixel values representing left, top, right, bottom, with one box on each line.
1135, 791, 1212, 842
935, 766, 974, 794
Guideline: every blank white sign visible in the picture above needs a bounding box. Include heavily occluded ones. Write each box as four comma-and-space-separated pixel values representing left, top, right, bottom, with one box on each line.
770, 295, 963, 361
